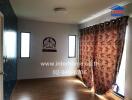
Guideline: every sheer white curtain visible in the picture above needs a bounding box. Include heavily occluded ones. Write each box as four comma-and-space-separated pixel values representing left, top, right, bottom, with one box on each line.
114, 25, 128, 96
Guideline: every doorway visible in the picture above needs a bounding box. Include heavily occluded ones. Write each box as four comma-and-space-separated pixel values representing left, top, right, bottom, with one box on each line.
0, 12, 4, 100
0, 11, 17, 100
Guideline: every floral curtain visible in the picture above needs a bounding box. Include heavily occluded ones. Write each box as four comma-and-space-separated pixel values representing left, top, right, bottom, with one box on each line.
80, 27, 95, 89
79, 16, 128, 94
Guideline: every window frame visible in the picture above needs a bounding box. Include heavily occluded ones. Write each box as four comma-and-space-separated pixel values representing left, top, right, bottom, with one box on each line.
68, 35, 76, 58
20, 32, 31, 58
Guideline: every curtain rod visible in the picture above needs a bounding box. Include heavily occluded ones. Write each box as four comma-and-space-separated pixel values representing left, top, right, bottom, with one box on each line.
80, 16, 129, 30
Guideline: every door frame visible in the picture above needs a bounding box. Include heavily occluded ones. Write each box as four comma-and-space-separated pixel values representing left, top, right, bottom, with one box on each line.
0, 11, 4, 100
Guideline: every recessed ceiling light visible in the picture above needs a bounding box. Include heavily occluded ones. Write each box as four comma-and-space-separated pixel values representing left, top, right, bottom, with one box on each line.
54, 7, 66, 12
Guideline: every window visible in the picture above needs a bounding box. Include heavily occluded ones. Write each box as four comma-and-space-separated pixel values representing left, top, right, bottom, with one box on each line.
113, 26, 128, 96
68, 35, 76, 58
21, 32, 30, 58
3, 31, 17, 58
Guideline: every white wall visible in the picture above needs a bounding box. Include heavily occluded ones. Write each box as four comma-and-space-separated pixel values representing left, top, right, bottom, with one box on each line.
17, 18, 79, 80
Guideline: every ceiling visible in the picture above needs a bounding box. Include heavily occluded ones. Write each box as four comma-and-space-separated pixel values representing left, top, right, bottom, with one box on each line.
10, 0, 131, 24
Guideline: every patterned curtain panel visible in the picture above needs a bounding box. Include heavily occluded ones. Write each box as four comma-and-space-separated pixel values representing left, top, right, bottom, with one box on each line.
79, 16, 128, 94
93, 16, 128, 94
80, 28, 95, 89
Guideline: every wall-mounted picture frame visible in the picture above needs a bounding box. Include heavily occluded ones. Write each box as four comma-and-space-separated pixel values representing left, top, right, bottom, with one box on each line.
42, 37, 57, 52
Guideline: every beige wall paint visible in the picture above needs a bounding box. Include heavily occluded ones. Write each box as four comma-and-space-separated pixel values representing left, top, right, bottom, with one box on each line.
17, 18, 79, 80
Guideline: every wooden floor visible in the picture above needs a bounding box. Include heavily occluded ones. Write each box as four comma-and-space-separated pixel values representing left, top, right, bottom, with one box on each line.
10, 77, 119, 100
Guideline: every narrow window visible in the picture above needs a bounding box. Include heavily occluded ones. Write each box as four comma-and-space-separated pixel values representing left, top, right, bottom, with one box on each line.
68, 35, 76, 58
4, 31, 17, 58
21, 32, 30, 58
113, 26, 128, 97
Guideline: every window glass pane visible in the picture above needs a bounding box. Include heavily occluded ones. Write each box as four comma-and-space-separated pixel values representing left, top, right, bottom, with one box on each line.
69, 36, 76, 57
3, 31, 17, 58
21, 33, 30, 58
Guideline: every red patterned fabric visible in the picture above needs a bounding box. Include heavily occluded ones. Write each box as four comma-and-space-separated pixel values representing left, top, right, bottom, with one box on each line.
80, 28, 95, 88
94, 25, 119, 94
80, 16, 128, 94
